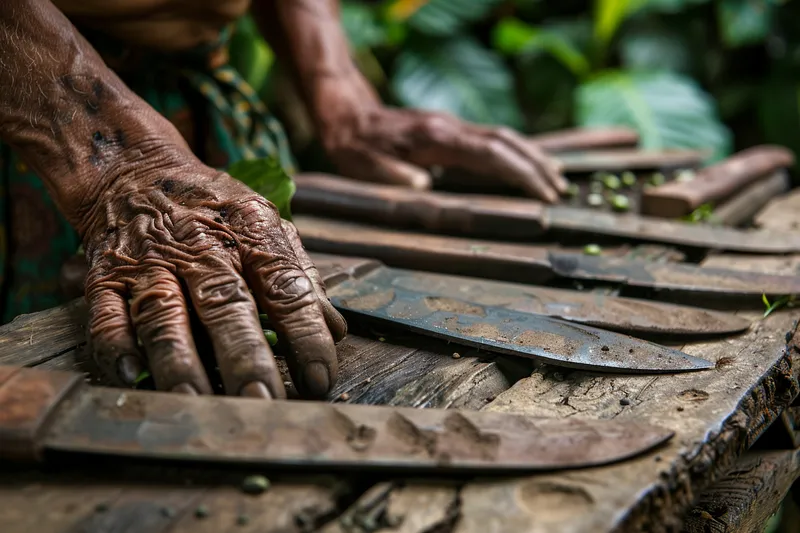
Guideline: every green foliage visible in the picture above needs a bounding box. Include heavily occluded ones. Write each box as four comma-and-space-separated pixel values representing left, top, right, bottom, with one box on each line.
392, 36, 524, 128
762, 294, 796, 318
227, 0, 796, 173
717, 0, 772, 48
386, 0, 504, 36
227, 157, 296, 220
577, 71, 731, 160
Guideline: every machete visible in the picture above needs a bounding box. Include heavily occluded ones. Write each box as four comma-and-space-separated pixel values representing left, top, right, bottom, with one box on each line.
296, 216, 800, 304
292, 173, 800, 254
326, 266, 750, 339
329, 272, 713, 374
0, 366, 673, 471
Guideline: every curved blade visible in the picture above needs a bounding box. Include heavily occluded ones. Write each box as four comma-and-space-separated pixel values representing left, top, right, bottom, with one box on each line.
330, 277, 713, 373
362, 268, 750, 337
546, 207, 800, 254
548, 252, 800, 298
41, 381, 673, 472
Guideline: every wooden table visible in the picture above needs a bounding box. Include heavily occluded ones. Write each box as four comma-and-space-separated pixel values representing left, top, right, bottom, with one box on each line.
2, 195, 800, 533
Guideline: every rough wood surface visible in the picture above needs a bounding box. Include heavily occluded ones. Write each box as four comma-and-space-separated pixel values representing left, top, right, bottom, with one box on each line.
682, 449, 800, 533
2, 198, 800, 531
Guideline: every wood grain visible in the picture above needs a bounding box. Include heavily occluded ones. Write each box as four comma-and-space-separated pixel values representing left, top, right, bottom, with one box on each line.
682, 449, 800, 533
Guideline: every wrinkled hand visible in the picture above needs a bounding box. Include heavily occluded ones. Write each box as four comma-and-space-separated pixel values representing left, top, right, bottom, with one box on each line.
81, 156, 346, 399
318, 88, 568, 203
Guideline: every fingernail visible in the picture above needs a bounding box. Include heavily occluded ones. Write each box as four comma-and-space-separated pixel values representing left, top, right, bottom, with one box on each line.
303, 361, 331, 397
171, 383, 199, 395
240, 381, 272, 399
117, 355, 143, 384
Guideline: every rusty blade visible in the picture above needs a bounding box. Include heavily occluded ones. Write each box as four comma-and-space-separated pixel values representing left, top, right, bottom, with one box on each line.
548, 252, 800, 299
332, 267, 750, 338
293, 174, 800, 254
544, 206, 800, 254
555, 148, 706, 173
296, 216, 800, 303
0, 366, 674, 471
329, 276, 713, 373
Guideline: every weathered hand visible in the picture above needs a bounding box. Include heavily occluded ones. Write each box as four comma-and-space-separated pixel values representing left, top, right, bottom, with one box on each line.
81, 155, 346, 399
316, 82, 568, 203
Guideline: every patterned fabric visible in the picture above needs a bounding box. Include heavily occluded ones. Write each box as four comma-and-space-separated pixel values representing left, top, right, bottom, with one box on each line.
0, 25, 294, 323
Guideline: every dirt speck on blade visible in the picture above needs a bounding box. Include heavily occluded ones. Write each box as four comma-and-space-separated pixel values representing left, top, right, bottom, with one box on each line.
441, 316, 508, 342
514, 331, 580, 357
339, 289, 395, 310
424, 296, 486, 316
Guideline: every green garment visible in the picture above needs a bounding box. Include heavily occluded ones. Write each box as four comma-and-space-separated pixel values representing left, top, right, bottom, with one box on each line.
0, 26, 294, 323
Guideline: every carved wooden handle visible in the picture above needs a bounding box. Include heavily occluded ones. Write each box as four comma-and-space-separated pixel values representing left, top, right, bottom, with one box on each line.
640, 146, 795, 218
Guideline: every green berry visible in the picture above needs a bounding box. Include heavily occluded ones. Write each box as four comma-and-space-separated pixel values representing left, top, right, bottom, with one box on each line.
583, 244, 602, 256
650, 172, 666, 186
621, 171, 636, 187
241, 475, 270, 495
602, 175, 621, 190
589, 181, 604, 194
587, 193, 604, 207
611, 194, 631, 212
675, 169, 696, 183
565, 183, 580, 197
263, 329, 278, 346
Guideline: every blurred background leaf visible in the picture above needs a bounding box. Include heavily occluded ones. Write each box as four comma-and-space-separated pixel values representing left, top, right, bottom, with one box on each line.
229, 0, 799, 172
392, 36, 524, 128
576, 70, 732, 160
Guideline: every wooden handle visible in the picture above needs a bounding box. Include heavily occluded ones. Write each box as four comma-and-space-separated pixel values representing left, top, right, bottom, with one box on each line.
641, 146, 795, 218
296, 216, 556, 284
531, 127, 640, 153
293, 173, 548, 237
0, 366, 83, 461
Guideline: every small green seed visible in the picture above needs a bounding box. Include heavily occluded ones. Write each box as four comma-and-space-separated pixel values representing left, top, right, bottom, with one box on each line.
195, 505, 209, 519
602, 175, 621, 190
263, 329, 278, 346
583, 244, 602, 256
565, 183, 580, 197
611, 194, 630, 212
587, 193, 604, 207
621, 171, 636, 187
650, 172, 666, 186
589, 181, 604, 194
675, 169, 696, 183
242, 474, 270, 495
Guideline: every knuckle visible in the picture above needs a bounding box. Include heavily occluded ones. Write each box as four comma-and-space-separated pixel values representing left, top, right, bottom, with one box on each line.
485, 138, 508, 158
417, 114, 452, 143
191, 271, 251, 315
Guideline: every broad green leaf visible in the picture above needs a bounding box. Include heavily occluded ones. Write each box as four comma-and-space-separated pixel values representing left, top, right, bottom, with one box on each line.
493, 18, 590, 77
227, 157, 296, 220
392, 36, 524, 128
342, 2, 389, 50
387, 0, 503, 36
229, 15, 274, 95
619, 23, 692, 72
576, 70, 731, 161
717, 0, 772, 48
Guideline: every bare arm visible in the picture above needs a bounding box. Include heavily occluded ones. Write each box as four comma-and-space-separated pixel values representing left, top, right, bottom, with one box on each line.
0, 0, 345, 398
253, 0, 567, 201
0, 0, 189, 233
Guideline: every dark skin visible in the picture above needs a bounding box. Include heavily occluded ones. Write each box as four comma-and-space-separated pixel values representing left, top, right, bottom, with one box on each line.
0, 0, 565, 399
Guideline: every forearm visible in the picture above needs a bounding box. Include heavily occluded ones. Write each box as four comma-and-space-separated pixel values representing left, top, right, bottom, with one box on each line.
252, 0, 378, 136
0, 0, 189, 231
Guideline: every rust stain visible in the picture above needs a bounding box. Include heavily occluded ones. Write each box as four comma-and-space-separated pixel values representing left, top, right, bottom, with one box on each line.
514, 330, 580, 357
441, 316, 509, 343
424, 297, 485, 316
339, 289, 395, 311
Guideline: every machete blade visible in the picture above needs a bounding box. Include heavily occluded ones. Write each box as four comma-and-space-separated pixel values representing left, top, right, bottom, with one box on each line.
545, 206, 800, 254
548, 252, 800, 299
329, 276, 713, 373
35, 377, 672, 472
349, 267, 750, 338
